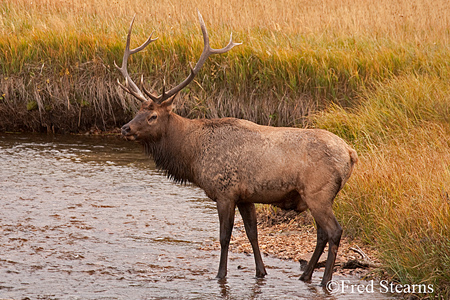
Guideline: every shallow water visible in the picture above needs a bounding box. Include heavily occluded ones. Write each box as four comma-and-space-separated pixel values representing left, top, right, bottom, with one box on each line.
0, 133, 396, 299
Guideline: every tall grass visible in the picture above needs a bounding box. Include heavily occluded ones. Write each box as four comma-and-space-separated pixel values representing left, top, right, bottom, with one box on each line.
1, 0, 450, 296
2, 0, 450, 131
314, 73, 450, 297
339, 133, 450, 296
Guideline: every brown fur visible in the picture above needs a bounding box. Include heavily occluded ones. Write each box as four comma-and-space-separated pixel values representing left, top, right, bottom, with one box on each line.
121, 98, 357, 286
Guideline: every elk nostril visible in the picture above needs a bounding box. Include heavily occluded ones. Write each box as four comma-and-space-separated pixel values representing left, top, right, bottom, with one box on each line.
121, 124, 131, 135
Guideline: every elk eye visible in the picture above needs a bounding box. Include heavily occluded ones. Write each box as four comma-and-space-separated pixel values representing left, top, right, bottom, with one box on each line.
147, 114, 157, 123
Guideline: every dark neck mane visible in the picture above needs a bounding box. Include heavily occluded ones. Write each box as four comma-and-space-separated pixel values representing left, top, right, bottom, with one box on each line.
143, 141, 195, 184
142, 119, 196, 184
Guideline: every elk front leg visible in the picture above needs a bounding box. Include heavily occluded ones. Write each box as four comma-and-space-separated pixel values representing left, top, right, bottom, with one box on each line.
216, 199, 236, 279
237, 202, 267, 278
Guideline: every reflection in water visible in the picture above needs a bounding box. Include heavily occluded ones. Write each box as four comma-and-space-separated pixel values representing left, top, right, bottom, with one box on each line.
0, 133, 395, 299
218, 278, 230, 298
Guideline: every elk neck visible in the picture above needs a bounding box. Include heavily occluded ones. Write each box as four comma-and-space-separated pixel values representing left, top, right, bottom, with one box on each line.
142, 113, 199, 184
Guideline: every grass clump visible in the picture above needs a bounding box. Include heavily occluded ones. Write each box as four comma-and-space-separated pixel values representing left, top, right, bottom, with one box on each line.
315, 74, 450, 145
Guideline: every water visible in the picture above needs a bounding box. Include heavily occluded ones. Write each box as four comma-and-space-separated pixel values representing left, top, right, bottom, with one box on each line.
0, 133, 396, 299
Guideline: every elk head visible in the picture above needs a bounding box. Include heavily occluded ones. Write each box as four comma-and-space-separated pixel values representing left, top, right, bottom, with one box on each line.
116, 11, 241, 142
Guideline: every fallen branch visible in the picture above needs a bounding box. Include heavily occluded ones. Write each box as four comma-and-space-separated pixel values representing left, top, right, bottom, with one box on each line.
299, 245, 382, 271
344, 246, 382, 269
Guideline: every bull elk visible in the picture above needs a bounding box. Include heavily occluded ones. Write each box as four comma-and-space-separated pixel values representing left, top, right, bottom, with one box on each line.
115, 11, 358, 286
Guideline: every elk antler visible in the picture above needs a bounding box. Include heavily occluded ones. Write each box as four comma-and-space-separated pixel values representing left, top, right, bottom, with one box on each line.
143, 10, 242, 103
115, 15, 158, 102
116, 10, 241, 103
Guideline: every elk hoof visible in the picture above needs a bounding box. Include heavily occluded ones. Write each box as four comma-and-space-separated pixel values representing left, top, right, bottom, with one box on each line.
256, 270, 267, 278
299, 273, 312, 282
215, 272, 227, 280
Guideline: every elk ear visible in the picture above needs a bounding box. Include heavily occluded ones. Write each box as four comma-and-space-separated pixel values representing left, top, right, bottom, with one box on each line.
161, 93, 177, 112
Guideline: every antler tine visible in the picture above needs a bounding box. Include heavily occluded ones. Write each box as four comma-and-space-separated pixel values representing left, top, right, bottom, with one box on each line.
117, 78, 148, 102
150, 10, 241, 103
197, 10, 242, 55
115, 15, 158, 103
142, 76, 169, 102
141, 75, 160, 102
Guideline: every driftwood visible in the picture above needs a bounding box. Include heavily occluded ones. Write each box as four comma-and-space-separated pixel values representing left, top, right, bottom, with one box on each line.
299, 245, 381, 271
344, 245, 381, 269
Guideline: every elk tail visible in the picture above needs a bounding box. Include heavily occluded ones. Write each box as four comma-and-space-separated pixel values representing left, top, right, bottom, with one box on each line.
349, 148, 358, 166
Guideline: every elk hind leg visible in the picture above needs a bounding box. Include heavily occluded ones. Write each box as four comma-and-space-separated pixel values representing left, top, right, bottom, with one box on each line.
237, 202, 267, 278
300, 191, 342, 286
319, 214, 342, 286
299, 224, 328, 282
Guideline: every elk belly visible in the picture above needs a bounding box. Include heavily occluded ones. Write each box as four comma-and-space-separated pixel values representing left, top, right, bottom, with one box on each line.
239, 187, 305, 212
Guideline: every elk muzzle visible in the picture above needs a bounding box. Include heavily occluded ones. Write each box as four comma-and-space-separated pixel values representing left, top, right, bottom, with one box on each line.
121, 123, 136, 140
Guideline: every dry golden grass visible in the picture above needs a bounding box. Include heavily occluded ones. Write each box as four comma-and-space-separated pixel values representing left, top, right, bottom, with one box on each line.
5, 0, 450, 41
315, 72, 450, 296
3, 0, 450, 131
336, 127, 450, 291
